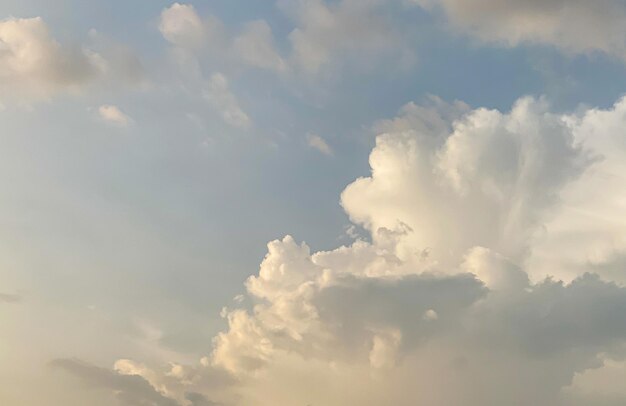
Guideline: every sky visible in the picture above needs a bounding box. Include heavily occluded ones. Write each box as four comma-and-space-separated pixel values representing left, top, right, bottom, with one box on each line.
2, 0, 626, 405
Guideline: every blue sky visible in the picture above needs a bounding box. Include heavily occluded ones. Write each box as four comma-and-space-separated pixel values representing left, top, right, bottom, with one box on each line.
3, 1, 626, 405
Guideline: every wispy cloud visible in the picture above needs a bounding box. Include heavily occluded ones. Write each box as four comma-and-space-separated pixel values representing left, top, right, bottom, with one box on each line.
306, 133, 333, 156
203, 73, 251, 129
416, 0, 626, 60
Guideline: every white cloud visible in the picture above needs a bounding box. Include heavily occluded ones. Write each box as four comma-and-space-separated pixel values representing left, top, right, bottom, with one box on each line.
528, 97, 626, 283
368, 328, 402, 369
0, 17, 103, 103
461, 247, 528, 292
203, 73, 251, 129
342, 96, 589, 270
417, 0, 626, 59
98, 104, 133, 127
159, 3, 207, 49
423, 309, 438, 321
306, 133, 333, 155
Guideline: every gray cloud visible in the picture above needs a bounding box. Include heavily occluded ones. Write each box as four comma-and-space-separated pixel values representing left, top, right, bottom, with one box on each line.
313, 272, 486, 357
0, 16, 144, 104
185, 392, 221, 406
279, 0, 414, 75
50, 359, 180, 406
417, 0, 626, 60
481, 273, 626, 356
0, 17, 101, 103
0, 292, 21, 303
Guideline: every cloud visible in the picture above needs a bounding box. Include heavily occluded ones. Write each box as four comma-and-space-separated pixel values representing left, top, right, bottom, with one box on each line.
528, 96, 626, 283
57, 95, 626, 405
567, 358, 626, 401
0, 16, 103, 103
232, 20, 286, 72
13, 3, 626, 404
0, 16, 144, 105
159, 1, 414, 77
416, 0, 626, 60
111, 239, 626, 405
342, 96, 590, 269
185, 392, 222, 406
86, 29, 146, 85
159, 3, 280, 73
73, 357, 236, 406
280, 0, 414, 75
50, 358, 181, 406
203, 73, 251, 129
0, 292, 21, 303
306, 133, 333, 155
98, 105, 133, 127
159, 3, 208, 49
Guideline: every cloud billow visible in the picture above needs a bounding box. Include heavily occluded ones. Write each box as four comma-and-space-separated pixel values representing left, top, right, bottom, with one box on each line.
73, 94, 626, 405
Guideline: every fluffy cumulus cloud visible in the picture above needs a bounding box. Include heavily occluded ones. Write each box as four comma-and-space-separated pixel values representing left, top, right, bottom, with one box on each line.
159, 3, 219, 50
415, 0, 626, 59
72, 94, 626, 406
342, 96, 591, 270
0, 17, 103, 103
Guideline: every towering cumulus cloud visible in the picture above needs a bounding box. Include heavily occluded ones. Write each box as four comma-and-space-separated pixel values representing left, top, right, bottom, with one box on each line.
67, 95, 626, 405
